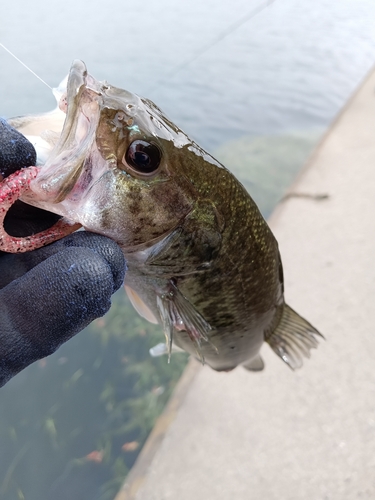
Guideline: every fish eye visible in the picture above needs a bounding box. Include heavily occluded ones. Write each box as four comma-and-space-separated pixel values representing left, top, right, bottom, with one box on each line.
123, 140, 161, 175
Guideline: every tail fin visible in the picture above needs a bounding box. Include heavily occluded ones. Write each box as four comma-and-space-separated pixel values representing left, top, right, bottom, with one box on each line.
265, 304, 323, 370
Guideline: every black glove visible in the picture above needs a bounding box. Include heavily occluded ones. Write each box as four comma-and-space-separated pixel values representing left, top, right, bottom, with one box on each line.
0, 119, 126, 387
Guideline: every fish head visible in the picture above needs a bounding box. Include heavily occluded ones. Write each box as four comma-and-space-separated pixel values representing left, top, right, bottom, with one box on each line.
24, 60, 198, 249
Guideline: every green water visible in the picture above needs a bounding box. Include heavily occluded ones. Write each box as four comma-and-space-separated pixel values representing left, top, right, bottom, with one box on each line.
0, 292, 188, 500
215, 131, 322, 218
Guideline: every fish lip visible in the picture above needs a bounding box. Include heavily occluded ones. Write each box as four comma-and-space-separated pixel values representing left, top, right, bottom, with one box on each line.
28, 60, 103, 203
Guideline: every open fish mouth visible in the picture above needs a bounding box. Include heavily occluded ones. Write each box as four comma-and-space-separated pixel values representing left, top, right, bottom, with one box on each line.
0, 60, 105, 253
0, 167, 81, 252
29, 60, 103, 204
0, 59, 190, 253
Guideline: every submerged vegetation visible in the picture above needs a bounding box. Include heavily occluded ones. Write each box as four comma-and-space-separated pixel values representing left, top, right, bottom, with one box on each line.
0, 292, 188, 500
0, 133, 316, 500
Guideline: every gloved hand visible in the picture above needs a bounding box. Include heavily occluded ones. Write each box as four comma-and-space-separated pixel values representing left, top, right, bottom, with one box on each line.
0, 119, 126, 387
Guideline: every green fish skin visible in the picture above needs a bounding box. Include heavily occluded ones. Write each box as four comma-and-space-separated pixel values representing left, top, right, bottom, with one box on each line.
17, 60, 322, 372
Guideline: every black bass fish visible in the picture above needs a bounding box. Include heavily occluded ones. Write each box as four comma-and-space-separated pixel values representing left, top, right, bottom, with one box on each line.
7, 60, 322, 371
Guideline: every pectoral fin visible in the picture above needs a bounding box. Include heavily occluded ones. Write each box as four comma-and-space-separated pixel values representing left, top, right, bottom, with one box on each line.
144, 200, 222, 276
266, 304, 323, 370
156, 281, 214, 363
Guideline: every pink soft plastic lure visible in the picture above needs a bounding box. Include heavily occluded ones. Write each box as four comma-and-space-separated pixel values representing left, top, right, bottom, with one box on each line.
0, 166, 81, 253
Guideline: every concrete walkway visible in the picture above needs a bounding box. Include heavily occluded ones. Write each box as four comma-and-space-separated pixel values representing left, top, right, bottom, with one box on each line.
115, 66, 375, 500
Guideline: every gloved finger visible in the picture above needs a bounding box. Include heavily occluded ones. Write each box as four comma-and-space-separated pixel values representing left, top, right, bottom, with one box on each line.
0, 244, 125, 387
0, 119, 36, 177
0, 119, 61, 234
0, 231, 126, 291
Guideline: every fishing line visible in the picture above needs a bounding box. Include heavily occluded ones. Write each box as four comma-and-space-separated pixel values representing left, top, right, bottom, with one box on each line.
0, 42, 52, 90
148, 0, 276, 93
1, 0, 275, 96
1, 0, 275, 95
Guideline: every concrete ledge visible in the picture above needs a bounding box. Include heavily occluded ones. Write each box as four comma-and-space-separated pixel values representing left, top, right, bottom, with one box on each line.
115, 358, 201, 500
116, 66, 375, 500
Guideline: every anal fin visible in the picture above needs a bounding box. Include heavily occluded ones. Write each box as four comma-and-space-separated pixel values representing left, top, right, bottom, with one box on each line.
242, 355, 265, 372
265, 304, 323, 370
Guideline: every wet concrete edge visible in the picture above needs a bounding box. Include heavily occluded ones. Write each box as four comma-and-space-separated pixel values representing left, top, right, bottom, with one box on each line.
114, 358, 201, 500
